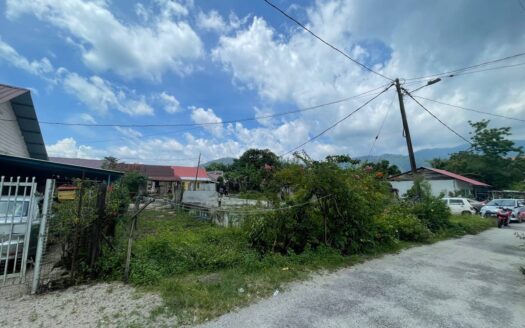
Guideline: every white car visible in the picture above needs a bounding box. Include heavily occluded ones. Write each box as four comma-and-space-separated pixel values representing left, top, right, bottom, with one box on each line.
479, 199, 524, 218
442, 197, 476, 215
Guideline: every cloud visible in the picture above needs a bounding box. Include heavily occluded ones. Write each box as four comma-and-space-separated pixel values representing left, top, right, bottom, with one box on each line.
115, 127, 143, 138
62, 72, 154, 116
158, 92, 181, 113
197, 10, 228, 32
190, 107, 223, 137
6, 0, 203, 80
212, 0, 525, 159
46, 137, 102, 158
0, 37, 53, 75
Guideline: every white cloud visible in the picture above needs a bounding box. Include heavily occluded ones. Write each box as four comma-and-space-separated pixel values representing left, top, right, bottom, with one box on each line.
158, 92, 181, 113
62, 72, 154, 116
212, 1, 525, 159
6, 0, 203, 80
115, 127, 143, 138
46, 137, 102, 158
190, 107, 223, 137
0, 37, 53, 75
197, 10, 228, 32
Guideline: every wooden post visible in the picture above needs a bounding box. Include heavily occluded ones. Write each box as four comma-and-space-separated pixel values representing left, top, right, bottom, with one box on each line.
124, 199, 154, 282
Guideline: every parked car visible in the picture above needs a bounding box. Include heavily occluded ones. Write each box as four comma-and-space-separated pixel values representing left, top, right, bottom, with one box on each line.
0, 197, 41, 262
442, 197, 477, 215
466, 198, 484, 213
479, 199, 525, 218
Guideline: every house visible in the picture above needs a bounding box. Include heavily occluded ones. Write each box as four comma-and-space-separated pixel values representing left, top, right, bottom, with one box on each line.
172, 166, 213, 191
0, 84, 122, 187
389, 167, 491, 199
207, 170, 224, 184
116, 163, 181, 195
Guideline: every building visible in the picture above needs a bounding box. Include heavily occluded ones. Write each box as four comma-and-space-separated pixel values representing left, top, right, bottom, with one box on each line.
0, 84, 47, 160
116, 163, 181, 195
172, 166, 213, 191
389, 167, 491, 199
0, 84, 122, 187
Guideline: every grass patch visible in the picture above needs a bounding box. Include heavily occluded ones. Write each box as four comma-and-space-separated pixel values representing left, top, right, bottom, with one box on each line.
432, 214, 496, 240
105, 210, 494, 324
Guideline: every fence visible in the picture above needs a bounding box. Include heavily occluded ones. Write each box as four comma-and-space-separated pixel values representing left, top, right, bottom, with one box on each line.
0, 177, 54, 296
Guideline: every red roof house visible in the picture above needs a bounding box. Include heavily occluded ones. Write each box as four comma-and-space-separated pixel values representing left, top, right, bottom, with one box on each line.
388, 167, 491, 198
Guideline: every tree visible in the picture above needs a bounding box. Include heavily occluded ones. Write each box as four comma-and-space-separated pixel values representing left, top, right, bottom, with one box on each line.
102, 156, 119, 170
230, 149, 281, 191
430, 120, 523, 189
363, 160, 401, 177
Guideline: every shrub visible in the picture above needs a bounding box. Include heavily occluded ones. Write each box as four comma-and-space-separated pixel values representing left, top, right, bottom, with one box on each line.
410, 197, 451, 232
375, 206, 432, 242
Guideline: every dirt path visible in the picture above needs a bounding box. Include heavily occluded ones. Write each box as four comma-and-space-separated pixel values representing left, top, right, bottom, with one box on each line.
0, 282, 172, 328
199, 224, 525, 328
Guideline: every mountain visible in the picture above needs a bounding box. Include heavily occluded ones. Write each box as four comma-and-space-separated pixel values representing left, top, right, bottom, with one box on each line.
359, 140, 525, 172
203, 157, 236, 167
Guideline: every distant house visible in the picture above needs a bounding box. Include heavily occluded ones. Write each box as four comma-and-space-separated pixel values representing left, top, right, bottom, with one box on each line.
207, 170, 224, 184
116, 163, 180, 195
172, 166, 212, 191
389, 167, 491, 199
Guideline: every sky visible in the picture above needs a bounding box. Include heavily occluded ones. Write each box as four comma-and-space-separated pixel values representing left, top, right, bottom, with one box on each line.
0, 0, 524, 165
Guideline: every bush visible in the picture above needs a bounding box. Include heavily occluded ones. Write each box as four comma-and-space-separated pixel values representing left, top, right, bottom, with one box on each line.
374, 206, 432, 242
410, 197, 451, 232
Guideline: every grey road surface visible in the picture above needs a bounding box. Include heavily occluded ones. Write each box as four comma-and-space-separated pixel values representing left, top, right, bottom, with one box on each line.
199, 224, 525, 328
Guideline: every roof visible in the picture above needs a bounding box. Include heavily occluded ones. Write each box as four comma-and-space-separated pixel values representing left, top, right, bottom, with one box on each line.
0, 153, 122, 183
425, 167, 490, 187
389, 167, 490, 187
118, 163, 180, 181
172, 166, 210, 180
0, 84, 48, 160
50, 157, 104, 169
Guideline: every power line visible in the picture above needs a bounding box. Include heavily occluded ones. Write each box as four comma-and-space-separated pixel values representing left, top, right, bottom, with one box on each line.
405, 52, 525, 81
366, 90, 396, 160
413, 96, 525, 123
280, 84, 394, 157
1, 84, 390, 128
263, 0, 393, 81
403, 90, 472, 145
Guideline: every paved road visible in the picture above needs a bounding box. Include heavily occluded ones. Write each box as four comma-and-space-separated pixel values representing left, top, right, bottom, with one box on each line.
200, 224, 525, 328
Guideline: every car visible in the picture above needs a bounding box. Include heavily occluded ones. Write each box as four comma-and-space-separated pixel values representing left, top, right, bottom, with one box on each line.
442, 197, 477, 215
466, 198, 484, 213
0, 196, 41, 262
479, 199, 525, 218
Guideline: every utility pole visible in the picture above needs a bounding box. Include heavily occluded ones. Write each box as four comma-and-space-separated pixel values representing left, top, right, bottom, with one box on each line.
193, 152, 201, 191
395, 78, 418, 175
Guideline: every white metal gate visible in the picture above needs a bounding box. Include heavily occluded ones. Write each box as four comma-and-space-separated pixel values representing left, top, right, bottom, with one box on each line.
0, 176, 54, 293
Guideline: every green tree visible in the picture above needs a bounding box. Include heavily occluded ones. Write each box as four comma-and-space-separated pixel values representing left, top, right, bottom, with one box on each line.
101, 156, 119, 170
430, 120, 523, 189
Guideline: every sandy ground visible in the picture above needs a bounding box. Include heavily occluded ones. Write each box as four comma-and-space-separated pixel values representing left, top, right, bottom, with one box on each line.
0, 282, 174, 328
199, 224, 525, 328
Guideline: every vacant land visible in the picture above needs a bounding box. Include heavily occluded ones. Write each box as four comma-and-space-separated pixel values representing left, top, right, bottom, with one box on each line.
106, 210, 495, 325
0, 211, 497, 327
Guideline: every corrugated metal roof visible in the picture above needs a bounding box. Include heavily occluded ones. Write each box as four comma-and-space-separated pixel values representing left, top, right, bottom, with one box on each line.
49, 157, 104, 169
0, 84, 28, 104
172, 166, 210, 180
425, 167, 491, 187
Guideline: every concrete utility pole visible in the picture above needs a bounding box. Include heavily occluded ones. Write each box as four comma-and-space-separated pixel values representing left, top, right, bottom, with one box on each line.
193, 152, 201, 191
395, 78, 418, 175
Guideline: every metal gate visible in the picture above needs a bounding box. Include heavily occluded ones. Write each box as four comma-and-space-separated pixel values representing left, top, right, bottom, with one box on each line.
0, 176, 54, 293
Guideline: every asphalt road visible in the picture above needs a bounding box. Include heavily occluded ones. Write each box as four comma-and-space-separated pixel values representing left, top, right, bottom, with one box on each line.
199, 224, 525, 328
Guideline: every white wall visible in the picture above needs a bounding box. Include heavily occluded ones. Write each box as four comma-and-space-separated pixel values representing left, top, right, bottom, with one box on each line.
0, 101, 29, 158
391, 179, 465, 197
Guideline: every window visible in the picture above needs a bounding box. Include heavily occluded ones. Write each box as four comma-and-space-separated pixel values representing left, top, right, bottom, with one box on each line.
449, 199, 464, 205
0, 201, 29, 217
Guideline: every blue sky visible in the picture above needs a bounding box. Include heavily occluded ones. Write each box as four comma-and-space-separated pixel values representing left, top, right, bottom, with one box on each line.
0, 0, 524, 164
